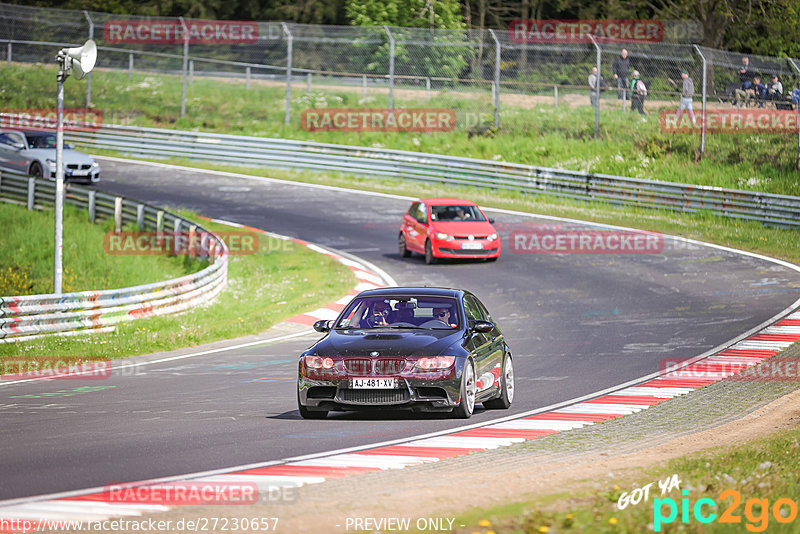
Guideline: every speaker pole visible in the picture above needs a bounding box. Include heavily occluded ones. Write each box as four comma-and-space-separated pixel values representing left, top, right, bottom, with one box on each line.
54, 55, 67, 294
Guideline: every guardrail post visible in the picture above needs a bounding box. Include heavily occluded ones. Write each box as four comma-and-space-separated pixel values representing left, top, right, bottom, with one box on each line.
114, 197, 122, 232
306, 72, 311, 92
384, 26, 395, 111
179, 17, 189, 117
281, 23, 293, 126
789, 58, 800, 170
136, 203, 145, 230
128, 53, 133, 78
27, 178, 35, 210
188, 224, 197, 256
88, 190, 96, 222
489, 29, 501, 128
208, 237, 216, 265
246, 66, 251, 89
84, 11, 94, 108
173, 218, 181, 255
554, 85, 558, 107
7, 41, 11, 66
156, 210, 164, 233
694, 45, 708, 156
362, 75, 367, 98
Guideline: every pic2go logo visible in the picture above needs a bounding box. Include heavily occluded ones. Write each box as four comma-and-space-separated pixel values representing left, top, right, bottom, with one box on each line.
654, 489, 798, 532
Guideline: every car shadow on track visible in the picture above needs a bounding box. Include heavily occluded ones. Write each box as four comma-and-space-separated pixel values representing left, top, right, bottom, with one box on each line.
270, 409, 487, 421
383, 252, 497, 266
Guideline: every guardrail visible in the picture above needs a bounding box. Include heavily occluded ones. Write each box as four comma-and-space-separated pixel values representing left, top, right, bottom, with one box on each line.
0, 171, 228, 342
66, 124, 800, 228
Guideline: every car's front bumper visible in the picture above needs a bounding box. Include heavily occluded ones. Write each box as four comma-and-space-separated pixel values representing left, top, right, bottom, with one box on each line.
47, 167, 100, 183
432, 239, 501, 259
298, 367, 464, 413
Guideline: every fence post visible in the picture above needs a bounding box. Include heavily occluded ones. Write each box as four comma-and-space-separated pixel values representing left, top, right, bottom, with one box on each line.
384, 26, 395, 111
173, 218, 181, 255
179, 17, 189, 117
114, 197, 122, 233
694, 45, 708, 156
489, 29, 501, 128
246, 66, 251, 90
27, 177, 35, 210
6, 41, 10, 66
136, 203, 145, 230
307, 72, 311, 92
281, 23, 293, 125
554, 85, 558, 107
362, 74, 367, 98
591, 36, 601, 137
88, 190, 96, 222
84, 11, 94, 108
189, 60, 194, 85
789, 58, 800, 170
128, 52, 133, 78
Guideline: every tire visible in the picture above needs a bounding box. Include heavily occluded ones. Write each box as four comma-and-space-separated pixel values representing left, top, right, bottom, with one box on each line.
298, 390, 327, 419
484, 353, 514, 410
29, 162, 44, 179
398, 233, 411, 258
452, 359, 476, 419
424, 239, 437, 265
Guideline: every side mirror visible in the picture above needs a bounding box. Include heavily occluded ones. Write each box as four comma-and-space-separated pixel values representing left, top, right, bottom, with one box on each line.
472, 320, 494, 333
488, 218, 495, 224
313, 320, 331, 333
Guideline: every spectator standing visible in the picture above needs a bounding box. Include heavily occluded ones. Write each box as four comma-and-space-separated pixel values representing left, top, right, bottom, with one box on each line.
588, 67, 604, 107
676, 69, 697, 126
738, 57, 751, 86
630, 70, 647, 115
612, 49, 630, 101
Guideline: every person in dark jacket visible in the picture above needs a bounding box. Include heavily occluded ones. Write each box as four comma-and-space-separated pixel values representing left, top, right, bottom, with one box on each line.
612, 49, 630, 100
676, 70, 697, 126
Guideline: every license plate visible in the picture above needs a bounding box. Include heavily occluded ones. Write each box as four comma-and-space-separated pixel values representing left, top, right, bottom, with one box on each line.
350, 378, 397, 389
462, 242, 483, 250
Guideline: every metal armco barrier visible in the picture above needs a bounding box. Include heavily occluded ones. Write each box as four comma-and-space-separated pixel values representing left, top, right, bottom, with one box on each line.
65, 124, 800, 228
0, 171, 228, 342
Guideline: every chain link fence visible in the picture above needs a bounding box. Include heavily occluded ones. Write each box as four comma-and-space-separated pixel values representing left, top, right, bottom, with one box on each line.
1, 2, 798, 161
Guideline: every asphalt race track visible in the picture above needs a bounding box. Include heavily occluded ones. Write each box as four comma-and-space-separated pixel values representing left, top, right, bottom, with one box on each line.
3, 157, 799, 501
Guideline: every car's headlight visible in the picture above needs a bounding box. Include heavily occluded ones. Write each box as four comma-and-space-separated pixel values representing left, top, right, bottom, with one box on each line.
91, 161, 99, 168
487, 233, 498, 241
414, 356, 455, 370
45, 158, 56, 167
435, 232, 454, 241
304, 356, 334, 369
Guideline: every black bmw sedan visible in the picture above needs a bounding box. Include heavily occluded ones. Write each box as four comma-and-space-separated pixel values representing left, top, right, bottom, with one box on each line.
297, 287, 514, 419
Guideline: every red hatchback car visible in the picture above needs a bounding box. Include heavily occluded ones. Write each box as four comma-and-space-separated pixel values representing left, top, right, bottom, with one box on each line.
398, 198, 501, 264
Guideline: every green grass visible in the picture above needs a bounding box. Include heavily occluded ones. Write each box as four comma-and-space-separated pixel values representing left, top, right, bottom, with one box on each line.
454, 427, 800, 533
2, 63, 799, 196
0, 207, 356, 360
0, 201, 203, 295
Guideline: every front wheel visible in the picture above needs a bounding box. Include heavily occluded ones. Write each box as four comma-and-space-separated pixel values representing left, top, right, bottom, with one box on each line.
398, 233, 411, 258
484, 353, 514, 409
452, 359, 476, 419
29, 162, 44, 179
424, 239, 437, 265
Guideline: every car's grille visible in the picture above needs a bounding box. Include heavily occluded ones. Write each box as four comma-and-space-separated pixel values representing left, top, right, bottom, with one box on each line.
67, 164, 92, 170
439, 247, 494, 255
454, 235, 488, 240
344, 358, 372, 375
344, 358, 407, 375
374, 358, 407, 375
338, 389, 410, 404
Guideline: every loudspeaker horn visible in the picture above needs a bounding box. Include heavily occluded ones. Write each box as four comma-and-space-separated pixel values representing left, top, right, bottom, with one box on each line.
64, 40, 97, 79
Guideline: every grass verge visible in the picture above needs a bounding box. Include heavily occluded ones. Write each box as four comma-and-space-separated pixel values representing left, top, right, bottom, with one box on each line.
0, 209, 356, 360
2, 63, 799, 196
456, 427, 800, 533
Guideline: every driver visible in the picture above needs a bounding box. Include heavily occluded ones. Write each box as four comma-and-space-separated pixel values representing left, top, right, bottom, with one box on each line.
369, 301, 392, 327
432, 307, 455, 327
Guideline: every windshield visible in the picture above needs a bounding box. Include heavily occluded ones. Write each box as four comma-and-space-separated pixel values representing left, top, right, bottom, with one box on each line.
336, 296, 460, 330
24, 133, 58, 149
430, 205, 486, 222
